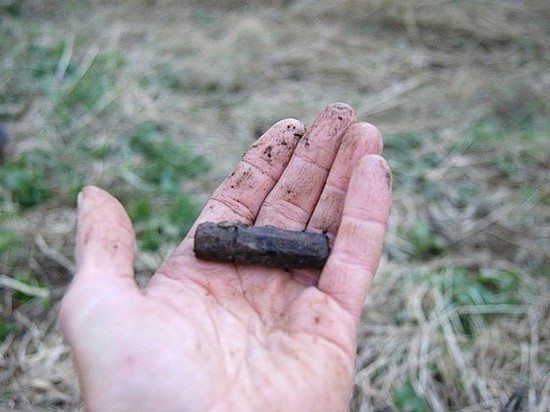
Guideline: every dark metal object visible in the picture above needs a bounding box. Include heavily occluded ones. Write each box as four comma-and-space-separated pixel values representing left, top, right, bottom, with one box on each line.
194, 222, 330, 269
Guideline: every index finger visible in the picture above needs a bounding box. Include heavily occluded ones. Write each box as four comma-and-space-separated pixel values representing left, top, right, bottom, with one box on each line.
168, 118, 306, 258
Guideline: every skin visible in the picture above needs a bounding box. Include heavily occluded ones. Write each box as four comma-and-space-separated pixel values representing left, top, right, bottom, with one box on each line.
58, 103, 392, 412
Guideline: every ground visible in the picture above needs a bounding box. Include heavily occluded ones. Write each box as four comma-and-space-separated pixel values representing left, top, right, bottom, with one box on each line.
0, 0, 549, 410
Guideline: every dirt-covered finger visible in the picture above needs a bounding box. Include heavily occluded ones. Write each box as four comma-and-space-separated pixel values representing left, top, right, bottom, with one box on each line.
168, 119, 305, 257
255, 103, 357, 230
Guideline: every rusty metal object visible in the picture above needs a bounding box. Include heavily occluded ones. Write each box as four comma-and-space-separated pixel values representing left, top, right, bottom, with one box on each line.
194, 222, 330, 269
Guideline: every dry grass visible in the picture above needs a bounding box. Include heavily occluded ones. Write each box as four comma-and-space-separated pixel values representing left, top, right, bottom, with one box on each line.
1, 0, 548, 410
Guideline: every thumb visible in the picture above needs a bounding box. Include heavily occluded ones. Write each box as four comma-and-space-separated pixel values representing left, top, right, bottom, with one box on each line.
59, 186, 139, 332
73, 186, 137, 283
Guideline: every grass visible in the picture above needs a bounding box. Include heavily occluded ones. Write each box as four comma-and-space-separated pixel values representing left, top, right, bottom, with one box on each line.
1, 11, 211, 407
1, 0, 549, 410
0, 17, 210, 250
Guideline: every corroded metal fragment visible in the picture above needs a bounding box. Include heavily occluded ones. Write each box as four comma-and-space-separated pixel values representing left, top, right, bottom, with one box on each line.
194, 222, 329, 270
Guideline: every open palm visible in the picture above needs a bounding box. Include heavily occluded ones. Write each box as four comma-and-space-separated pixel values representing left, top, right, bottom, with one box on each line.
59, 103, 392, 412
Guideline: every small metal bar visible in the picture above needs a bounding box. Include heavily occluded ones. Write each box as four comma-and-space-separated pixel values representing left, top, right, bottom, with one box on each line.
194, 222, 330, 270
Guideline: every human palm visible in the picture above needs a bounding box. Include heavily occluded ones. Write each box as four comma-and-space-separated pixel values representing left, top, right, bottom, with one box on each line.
59, 103, 392, 411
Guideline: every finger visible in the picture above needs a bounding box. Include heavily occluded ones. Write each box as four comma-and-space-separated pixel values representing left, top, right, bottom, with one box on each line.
318, 155, 392, 319
307, 122, 383, 242
168, 119, 305, 257
255, 102, 356, 230
73, 186, 138, 287
59, 186, 139, 333
201, 119, 305, 224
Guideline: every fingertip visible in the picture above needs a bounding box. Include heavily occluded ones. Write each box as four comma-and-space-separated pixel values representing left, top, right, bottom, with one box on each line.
77, 185, 134, 233
354, 154, 392, 197
349, 154, 392, 231
346, 123, 383, 154
270, 118, 307, 136
74, 185, 136, 282
244, 118, 306, 179
77, 185, 133, 227
326, 102, 356, 119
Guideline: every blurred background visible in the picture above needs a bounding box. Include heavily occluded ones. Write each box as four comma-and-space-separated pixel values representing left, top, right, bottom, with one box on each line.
0, 0, 548, 410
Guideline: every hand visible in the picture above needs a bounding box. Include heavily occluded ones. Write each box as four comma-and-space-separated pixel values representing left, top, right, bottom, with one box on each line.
59, 103, 392, 412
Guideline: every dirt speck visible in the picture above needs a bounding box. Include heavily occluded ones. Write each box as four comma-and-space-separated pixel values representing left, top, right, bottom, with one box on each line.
228, 167, 252, 190
263, 145, 273, 159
